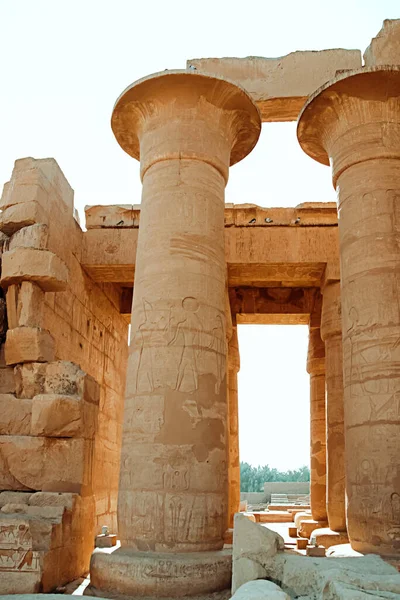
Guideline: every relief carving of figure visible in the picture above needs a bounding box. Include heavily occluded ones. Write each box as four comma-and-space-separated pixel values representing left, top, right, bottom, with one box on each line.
135, 300, 168, 393
208, 314, 226, 394
168, 297, 203, 393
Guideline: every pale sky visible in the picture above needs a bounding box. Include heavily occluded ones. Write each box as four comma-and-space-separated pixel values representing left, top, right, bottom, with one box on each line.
0, 0, 398, 470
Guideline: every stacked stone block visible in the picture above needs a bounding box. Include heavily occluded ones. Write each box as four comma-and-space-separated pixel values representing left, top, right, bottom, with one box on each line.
0, 158, 129, 592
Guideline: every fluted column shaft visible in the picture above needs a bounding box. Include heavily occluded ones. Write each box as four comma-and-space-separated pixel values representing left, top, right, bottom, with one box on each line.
307, 327, 327, 522
321, 281, 346, 532
298, 67, 400, 555
227, 325, 240, 529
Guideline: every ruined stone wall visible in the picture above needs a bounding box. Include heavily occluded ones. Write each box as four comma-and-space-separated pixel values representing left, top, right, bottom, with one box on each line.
0, 158, 128, 592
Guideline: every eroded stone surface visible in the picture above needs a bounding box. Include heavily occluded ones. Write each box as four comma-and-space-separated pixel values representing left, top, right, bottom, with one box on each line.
364, 19, 400, 66
232, 514, 284, 593
231, 580, 290, 600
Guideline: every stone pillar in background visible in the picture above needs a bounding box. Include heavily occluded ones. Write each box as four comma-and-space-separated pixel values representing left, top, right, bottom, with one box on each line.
298, 66, 400, 555
307, 327, 327, 523
321, 281, 346, 533
90, 70, 261, 596
227, 323, 240, 531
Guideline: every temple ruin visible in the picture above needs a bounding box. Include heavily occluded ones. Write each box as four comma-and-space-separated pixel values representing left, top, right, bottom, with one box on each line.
0, 17, 399, 599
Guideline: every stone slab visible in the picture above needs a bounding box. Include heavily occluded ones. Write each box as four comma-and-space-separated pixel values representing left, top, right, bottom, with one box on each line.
187, 50, 361, 121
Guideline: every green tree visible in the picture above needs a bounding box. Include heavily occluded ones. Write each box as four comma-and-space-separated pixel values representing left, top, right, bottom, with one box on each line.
240, 462, 310, 491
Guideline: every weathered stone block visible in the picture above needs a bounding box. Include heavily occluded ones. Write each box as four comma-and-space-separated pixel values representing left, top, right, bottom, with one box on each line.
5, 327, 55, 365
298, 519, 328, 539
1, 502, 28, 513
0, 201, 47, 236
43, 361, 85, 395
9, 223, 49, 251
0, 436, 86, 491
95, 533, 117, 548
0, 181, 48, 211
0, 366, 16, 393
11, 157, 74, 211
18, 282, 45, 327
0, 393, 32, 435
6, 282, 45, 329
31, 394, 81, 437
0, 491, 32, 507
231, 580, 290, 600
14, 362, 46, 399
26, 505, 65, 519
306, 544, 326, 557
28, 491, 75, 510
232, 513, 285, 593
364, 19, 400, 66
1, 248, 68, 291
85, 204, 136, 229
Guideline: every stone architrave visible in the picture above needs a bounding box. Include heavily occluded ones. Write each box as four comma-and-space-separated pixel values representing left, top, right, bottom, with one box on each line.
227, 324, 241, 529
306, 327, 327, 523
89, 70, 261, 597
321, 281, 346, 533
298, 66, 400, 555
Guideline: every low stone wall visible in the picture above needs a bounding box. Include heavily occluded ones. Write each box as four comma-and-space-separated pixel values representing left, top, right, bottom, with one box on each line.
263, 482, 310, 502
240, 492, 267, 504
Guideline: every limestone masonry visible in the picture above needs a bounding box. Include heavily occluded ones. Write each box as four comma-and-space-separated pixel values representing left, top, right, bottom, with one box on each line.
0, 17, 399, 599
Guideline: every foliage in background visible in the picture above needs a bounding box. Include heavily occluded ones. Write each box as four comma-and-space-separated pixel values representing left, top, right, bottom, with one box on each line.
240, 462, 310, 492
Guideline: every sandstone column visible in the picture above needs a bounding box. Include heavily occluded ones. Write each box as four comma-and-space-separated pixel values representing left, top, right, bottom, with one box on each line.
298, 66, 400, 555
321, 281, 346, 533
307, 327, 327, 523
90, 70, 261, 596
227, 324, 240, 531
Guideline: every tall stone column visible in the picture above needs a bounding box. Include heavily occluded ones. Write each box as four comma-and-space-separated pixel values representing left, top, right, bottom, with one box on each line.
227, 324, 240, 530
321, 281, 346, 533
90, 71, 261, 596
298, 67, 400, 555
307, 327, 327, 523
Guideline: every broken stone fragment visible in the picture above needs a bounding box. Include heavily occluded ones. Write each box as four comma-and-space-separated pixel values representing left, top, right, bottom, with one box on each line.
0, 201, 48, 236
232, 513, 285, 593
364, 19, 400, 66
230, 580, 290, 600
95, 533, 117, 548
5, 327, 55, 365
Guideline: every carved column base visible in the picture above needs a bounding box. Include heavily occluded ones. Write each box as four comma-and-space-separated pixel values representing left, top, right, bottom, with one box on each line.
89, 548, 232, 598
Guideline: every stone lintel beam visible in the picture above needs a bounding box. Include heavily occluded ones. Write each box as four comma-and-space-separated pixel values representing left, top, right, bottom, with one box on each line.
186, 50, 361, 122
229, 286, 317, 318
84, 202, 338, 229
82, 206, 339, 289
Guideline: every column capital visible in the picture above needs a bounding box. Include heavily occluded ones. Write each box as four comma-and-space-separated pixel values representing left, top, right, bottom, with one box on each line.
111, 70, 261, 181
307, 327, 325, 375
321, 280, 341, 342
297, 66, 400, 187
